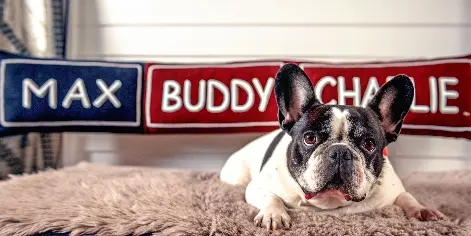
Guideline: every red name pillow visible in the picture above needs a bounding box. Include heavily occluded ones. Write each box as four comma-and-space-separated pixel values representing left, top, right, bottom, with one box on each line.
145, 56, 471, 140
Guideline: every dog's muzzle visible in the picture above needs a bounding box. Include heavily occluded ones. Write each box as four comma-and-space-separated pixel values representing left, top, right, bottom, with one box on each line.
326, 144, 356, 187
305, 144, 361, 202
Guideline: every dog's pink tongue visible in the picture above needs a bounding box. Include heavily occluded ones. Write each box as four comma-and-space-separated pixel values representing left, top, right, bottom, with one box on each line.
305, 190, 352, 201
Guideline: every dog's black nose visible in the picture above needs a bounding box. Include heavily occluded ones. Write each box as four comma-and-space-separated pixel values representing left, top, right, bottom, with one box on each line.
328, 145, 352, 161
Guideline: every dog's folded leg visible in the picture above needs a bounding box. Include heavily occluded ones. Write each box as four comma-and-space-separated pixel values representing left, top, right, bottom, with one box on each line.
246, 180, 291, 230
394, 192, 446, 221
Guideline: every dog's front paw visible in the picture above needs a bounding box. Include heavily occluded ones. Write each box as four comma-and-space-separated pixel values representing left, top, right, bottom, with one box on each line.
254, 206, 291, 230
405, 207, 446, 221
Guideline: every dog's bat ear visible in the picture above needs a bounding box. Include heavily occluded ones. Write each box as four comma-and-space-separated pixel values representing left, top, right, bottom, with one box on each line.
367, 74, 415, 144
274, 63, 320, 131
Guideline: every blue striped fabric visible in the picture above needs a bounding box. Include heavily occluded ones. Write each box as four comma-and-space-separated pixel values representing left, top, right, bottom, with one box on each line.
0, 0, 30, 55
52, 0, 67, 58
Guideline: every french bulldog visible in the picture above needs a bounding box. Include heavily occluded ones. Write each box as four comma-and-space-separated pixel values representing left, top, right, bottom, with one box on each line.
220, 63, 445, 230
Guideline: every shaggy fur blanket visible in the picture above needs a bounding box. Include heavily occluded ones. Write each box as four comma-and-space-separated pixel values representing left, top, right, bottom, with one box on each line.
0, 162, 470, 236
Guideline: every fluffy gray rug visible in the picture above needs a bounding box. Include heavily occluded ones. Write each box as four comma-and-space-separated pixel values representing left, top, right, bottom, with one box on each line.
0, 162, 470, 236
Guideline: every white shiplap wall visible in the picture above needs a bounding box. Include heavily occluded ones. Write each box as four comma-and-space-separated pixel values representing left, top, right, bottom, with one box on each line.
64, 0, 471, 174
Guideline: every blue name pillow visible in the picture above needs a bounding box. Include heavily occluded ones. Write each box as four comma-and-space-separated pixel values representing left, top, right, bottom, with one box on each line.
0, 51, 143, 136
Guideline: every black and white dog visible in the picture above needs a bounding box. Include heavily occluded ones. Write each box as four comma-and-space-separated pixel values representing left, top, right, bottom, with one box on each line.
220, 64, 445, 230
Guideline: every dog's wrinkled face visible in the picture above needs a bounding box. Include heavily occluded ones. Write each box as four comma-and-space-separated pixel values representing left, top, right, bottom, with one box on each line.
274, 64, 414, 209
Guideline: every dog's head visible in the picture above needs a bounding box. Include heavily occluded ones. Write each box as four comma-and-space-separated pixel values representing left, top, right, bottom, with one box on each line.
274, 64, 414, 209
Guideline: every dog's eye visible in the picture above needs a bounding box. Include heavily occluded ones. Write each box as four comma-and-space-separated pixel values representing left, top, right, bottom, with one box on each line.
363, 138, 376, 152
303, 132, 317, 146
